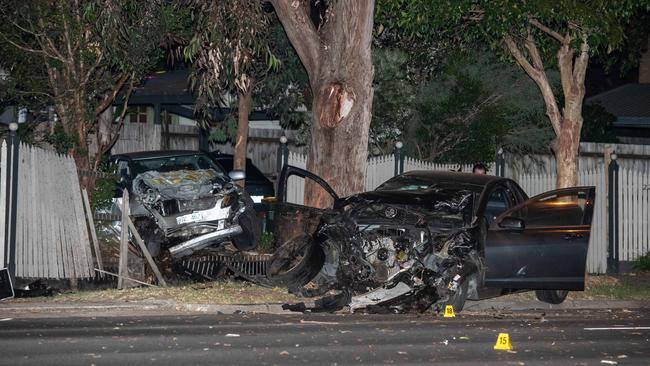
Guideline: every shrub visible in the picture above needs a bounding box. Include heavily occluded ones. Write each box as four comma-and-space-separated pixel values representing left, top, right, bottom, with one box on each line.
635, 252, 650, 272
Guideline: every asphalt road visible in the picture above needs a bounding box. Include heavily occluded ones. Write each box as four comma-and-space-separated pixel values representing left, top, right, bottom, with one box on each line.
0, 309, 649, 365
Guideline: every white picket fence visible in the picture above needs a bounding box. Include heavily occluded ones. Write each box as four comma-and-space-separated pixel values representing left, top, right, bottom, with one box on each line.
404, 157, 495, 175
618, 167, 650, 263
0, 141, 95, 279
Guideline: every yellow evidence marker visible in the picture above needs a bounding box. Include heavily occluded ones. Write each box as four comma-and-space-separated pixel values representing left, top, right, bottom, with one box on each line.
493, 333, 513, 351
443, 305, 456, 318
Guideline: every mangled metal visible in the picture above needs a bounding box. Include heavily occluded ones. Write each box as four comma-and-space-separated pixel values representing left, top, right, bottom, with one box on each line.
268, 182, 483, 313
130, 168, 253, 257
108, 151, 262, 260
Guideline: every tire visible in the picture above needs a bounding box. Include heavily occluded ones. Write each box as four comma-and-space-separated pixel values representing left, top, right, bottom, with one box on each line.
267, 235, 325, 288
232, 194, 261, 251
535, 289, 569, 304
446, 277, 469, 312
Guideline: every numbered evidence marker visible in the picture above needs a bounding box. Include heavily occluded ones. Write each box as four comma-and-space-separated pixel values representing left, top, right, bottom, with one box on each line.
443, 305, 456, 318
493, 333, 513, 351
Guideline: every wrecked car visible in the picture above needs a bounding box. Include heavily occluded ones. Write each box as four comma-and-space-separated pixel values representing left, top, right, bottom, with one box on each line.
267, 166, 595, 313
109, 151, 260, 258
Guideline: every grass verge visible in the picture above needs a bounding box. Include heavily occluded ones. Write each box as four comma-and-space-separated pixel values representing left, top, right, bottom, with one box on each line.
10, 281, 302, 305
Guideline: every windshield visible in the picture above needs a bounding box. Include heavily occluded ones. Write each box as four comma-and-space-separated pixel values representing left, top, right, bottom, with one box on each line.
131, 154, 227, 177
376, 175, 482, 193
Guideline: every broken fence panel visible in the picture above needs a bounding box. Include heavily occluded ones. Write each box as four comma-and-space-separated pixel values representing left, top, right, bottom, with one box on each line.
9, 143, 95, 279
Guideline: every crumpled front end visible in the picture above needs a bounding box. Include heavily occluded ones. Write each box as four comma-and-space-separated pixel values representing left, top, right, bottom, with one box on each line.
131, 169, 247, 257
273, 190, 483, 313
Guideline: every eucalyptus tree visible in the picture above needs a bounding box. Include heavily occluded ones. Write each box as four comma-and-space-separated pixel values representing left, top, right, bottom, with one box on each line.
377, 0, 650, 187
0, 0, 173, 187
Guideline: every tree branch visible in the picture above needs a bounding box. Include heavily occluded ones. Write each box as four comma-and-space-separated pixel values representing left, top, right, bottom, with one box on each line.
529, 18, 567, 43
573, 34, 589, 85
504, 34, 562, 135
94, 73, 129, 116
99, 75, 136, 158
504, 35, 540, 80
268, 0, 320, 84
525, 30, 545, 71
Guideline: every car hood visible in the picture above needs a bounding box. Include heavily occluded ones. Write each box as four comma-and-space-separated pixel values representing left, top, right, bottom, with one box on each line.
340, 189, 474, 212
133, 169, 229, 200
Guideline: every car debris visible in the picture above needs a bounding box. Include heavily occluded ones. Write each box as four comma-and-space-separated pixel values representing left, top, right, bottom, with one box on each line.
271, 190, 481, 313
267, 166, 595, 314
109, 151, 261, 261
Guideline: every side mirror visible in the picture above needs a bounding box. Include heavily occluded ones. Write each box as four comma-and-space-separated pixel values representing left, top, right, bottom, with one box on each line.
498, 216, 525, 230
229, 170, 246, 181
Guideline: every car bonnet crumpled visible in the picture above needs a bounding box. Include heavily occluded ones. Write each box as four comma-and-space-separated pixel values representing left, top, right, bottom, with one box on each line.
133, 169, 225, 200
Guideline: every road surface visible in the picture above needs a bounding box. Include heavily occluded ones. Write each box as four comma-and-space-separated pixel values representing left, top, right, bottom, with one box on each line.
0, 308, 648, 365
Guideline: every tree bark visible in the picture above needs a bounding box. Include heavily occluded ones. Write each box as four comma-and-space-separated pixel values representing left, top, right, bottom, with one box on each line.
233, 86, 252, 188
271, 0, 375, 207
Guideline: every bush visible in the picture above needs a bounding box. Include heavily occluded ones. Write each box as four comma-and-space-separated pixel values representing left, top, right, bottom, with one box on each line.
635, 252, 650, 272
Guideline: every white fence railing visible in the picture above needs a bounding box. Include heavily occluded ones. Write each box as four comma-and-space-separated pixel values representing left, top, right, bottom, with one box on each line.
1, 141, 95, 279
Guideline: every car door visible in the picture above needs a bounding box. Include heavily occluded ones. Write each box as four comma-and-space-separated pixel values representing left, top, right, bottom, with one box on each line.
274, 165, 339, 246
484, 186, 595, 290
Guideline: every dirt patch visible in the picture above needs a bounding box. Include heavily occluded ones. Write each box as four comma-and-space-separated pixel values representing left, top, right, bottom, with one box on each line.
9, 280, 302, 305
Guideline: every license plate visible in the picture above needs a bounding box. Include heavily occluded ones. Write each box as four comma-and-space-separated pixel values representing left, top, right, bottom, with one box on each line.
217, 220, 225, 230
177, 212, 203, 225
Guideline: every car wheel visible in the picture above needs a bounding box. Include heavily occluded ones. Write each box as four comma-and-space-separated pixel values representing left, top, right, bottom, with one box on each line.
266, 235, 325, 288
446, 278, 469, 312
535, 289, 569, 304
232, 194, 261, 251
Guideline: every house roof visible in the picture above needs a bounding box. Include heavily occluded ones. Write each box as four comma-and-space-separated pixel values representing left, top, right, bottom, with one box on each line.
132, 69, 192, 97
587, 83, 650, 118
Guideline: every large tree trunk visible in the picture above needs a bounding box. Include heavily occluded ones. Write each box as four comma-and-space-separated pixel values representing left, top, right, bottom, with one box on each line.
270, 0, 375, 208
233, 87, 252, 188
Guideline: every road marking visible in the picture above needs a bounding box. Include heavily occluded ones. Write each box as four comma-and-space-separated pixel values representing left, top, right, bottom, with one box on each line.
584, 327, 650, 331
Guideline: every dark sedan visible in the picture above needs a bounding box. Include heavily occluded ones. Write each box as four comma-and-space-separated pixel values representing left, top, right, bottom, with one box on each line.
267, 166, 595, 313
208, 153, 275, 209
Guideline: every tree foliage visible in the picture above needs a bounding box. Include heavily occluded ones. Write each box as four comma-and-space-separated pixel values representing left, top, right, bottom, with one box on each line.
407, 49, 553, 164
0, 0, 174, 177
184, 0, 278, 121
377, 0, 650, 187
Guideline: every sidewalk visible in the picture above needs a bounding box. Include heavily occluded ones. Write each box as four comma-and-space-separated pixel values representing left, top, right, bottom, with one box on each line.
1, 297, 647, 318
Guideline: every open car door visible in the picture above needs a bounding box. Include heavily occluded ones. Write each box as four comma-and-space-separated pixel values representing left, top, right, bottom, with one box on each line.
274, 165, 339, 246
484, 186, 595, 290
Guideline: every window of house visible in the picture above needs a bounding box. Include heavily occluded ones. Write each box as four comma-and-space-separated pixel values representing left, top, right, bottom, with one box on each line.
128, 106, 148, 123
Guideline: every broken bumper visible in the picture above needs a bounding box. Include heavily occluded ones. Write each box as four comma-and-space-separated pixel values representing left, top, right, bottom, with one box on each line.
169, 225, 243, 258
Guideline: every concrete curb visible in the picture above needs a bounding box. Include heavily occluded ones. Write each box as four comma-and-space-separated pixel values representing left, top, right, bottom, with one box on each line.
176, 303, 293, 314
0, 299, 647, 317
0, 300, 175, 313
463, 299, 649, 312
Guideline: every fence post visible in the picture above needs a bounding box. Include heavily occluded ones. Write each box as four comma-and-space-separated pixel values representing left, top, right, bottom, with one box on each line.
276, 135, 288, 174
495, 148, 505, 177
4, 122, 19, 282
607, 152, 619, 274
394, 141, 404, 176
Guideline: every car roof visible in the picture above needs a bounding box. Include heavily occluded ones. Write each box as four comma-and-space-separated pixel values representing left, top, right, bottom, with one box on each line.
112, 150, 206, 160
396, 170, 507, 187
209, 152, 253, 162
